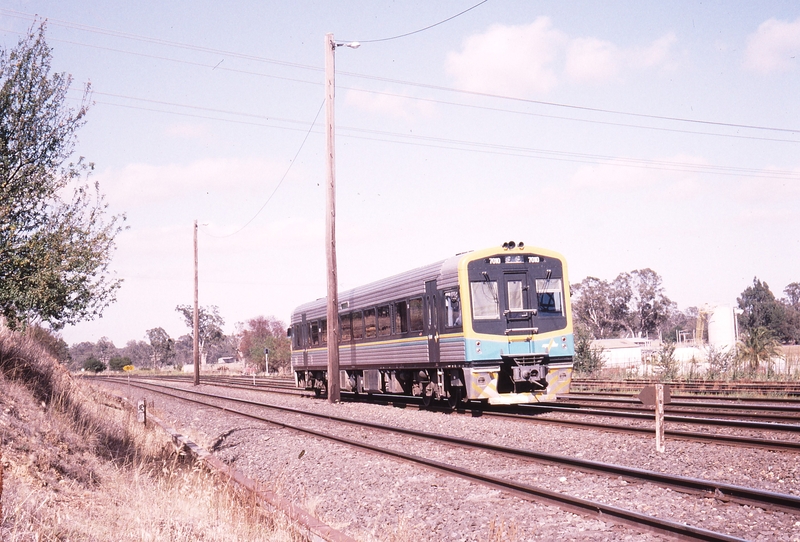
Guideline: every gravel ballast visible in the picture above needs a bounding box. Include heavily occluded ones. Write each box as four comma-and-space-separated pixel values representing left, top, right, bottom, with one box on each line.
96, 379, 800, 541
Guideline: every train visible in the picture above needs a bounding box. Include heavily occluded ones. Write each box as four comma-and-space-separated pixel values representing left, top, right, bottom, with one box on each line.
289, 241, 574, 406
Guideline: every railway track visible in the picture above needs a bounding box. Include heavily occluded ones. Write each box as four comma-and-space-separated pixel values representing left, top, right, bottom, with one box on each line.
97, 376, 793, 541
572, 378, 800, 397
99, 373, 800, 451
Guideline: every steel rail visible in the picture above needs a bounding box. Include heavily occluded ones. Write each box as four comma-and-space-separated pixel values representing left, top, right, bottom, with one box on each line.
106, 378, 800, 513
511, 403, 800, 432
482, 411, 800, 452
104, 378, 748, 542
549, 400, 800, 423
563, 394, 800, 413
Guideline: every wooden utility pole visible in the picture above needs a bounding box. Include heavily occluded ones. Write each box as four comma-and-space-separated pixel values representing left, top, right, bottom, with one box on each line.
325, 32, 340, 403
193, 219, 200, 386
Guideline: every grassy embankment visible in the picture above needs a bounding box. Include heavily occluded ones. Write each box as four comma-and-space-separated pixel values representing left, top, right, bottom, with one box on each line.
0, 328, 302, 541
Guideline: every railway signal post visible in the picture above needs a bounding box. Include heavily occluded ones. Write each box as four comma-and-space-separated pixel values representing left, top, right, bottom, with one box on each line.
638, 384, 671, 453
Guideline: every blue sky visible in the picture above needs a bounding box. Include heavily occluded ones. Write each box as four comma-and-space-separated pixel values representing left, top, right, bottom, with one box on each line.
1, 1, 798, 346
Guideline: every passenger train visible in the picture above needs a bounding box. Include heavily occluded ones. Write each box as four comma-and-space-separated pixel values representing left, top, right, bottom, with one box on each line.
289, 242, 574, 406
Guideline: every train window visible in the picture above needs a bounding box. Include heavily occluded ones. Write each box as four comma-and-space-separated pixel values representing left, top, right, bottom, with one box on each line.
409, 298, 424, 332
293, 327, 300, 348
320, 319, 327, 344
444, 290, 461, 327
507, 281, 524, 311
536, 278, 564, 315
364, 308, 377, 338
352, 311, 364, 340
311, 321, 320, 345
377, 305, 391, 336
471, 281, 500, 319
394, 301, 408, 334
341, 313, 352, 342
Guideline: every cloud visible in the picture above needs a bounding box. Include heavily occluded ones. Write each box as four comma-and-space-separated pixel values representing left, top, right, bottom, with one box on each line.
565, 37, 620, 82
743, 17, 800, 73
164, 122, 211, 139
630, 33, 678, 70
94, 158, 288, 207
445, 17, 567, 95
446, 19, 678, 95
344, 88, 436, 119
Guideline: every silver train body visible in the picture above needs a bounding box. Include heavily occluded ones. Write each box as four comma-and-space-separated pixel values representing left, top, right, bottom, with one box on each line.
289, 243, 574, 405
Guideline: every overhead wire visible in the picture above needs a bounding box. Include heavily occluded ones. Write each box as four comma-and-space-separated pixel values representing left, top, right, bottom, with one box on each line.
82, 93, 800, 181
2, 7, 797, 135
49, 35, 795, 144
340, 0, 490, 43
201, 100, 326, 238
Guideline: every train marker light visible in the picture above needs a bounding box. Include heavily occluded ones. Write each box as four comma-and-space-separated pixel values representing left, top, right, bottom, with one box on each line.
507, 241, 516, 249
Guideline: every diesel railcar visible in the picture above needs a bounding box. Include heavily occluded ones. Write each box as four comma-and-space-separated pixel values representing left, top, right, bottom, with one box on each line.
289, 242, 574, 405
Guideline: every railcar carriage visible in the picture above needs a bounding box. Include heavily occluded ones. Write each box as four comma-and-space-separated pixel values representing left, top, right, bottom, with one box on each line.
289, 242, 574, 406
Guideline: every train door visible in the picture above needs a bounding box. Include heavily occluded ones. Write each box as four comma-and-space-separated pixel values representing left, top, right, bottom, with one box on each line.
424, 280, 440, 364
504, 273, 534, 335
301, 313, 308, 368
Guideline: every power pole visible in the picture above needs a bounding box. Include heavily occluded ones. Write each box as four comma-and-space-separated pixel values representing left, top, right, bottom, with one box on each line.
325, 32, 340, 403
193, 219, 200, 386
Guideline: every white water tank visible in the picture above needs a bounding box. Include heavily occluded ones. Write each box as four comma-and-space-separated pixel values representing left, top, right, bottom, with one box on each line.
707, 305, 738, 353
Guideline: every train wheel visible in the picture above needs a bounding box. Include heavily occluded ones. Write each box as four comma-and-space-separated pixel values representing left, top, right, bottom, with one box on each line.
421, 382, 434, 407
314, 382, 328, 398
446, 387, 462, 410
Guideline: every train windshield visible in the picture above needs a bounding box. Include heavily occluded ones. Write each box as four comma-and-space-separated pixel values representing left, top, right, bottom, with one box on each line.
536, 278, 564, 316
470, 281, 499, 319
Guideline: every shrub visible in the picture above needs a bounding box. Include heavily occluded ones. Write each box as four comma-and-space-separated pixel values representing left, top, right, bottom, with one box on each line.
83, 356, 106, 373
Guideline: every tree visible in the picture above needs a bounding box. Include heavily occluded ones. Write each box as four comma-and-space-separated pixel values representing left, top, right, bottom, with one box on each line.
572, 321, 605, 375
119, 340, 152, 368
785, 283, 800, 308
146, 327, 175, 368
108, 355, 131, 371
237, 316, 291, 373
82, 356, 105, 373
626, 269, 676, 339
572, 269, 675, 339
738, 326, 782, 376
780, 283, 800, 345
737, 278, 789, 342
571, 277, 619, 339
175, 304, 225, 364
0, 23, 124, 330
173, 334, 194, 369
96, 336, 117, 365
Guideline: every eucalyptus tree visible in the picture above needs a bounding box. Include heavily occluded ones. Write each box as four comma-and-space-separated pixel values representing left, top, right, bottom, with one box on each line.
0, 24, 124, 330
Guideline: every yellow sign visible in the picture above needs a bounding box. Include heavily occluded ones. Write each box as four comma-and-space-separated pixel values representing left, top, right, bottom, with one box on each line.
123, 365, 135, 372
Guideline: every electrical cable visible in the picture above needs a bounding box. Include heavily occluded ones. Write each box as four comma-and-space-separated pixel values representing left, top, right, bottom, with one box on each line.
200, 100, 325, 239
84, 96, 800, 180
2, 9, 797, 135
340, 0, 490, 43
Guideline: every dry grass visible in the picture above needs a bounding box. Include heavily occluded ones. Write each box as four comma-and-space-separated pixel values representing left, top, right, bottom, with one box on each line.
0, 327, 305, 541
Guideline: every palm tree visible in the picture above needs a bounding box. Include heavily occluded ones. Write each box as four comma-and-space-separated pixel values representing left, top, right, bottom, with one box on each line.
738, 326, 782, 376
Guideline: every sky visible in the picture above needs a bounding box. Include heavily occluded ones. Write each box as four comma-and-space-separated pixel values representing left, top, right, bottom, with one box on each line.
1, 1, 798, 347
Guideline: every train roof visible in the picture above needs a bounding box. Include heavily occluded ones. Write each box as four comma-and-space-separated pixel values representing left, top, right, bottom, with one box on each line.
290, 243, 568, 323
291, 251, 465, 321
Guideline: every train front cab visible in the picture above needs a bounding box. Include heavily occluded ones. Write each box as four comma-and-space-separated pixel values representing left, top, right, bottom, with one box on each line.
457, 245, 574, 405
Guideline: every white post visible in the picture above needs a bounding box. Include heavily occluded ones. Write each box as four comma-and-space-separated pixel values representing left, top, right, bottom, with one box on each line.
655, 383, 666, 453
